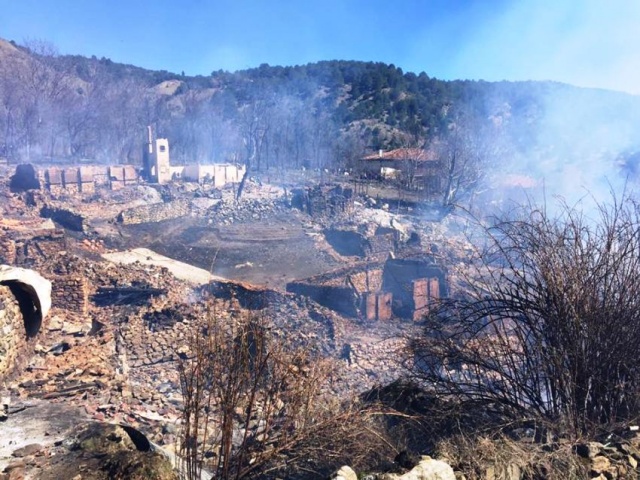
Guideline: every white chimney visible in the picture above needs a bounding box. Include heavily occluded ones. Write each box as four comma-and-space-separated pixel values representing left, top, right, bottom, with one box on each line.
147, 126, 153, 153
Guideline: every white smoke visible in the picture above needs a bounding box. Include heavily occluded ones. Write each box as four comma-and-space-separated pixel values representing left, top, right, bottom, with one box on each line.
443, 0, 640, 211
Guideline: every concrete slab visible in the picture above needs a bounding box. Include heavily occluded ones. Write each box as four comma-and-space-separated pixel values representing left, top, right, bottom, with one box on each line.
102, 248, 224, 285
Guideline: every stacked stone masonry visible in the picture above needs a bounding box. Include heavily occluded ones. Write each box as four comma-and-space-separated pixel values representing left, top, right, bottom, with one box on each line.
0, 285, 27, 378
0, 236, 16, 264
51, 276, 89, 315
39, 165, 138, 193
117, 199, 192, 225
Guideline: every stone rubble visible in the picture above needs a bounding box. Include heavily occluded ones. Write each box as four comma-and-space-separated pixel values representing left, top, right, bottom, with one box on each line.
0, 170, 484, 477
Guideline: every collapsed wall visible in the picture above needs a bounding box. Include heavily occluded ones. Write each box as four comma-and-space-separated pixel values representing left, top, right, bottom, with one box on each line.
287, 261, 385, 318
291, 184, 354, 218
382, 257, 446, 320
0, 228, 66, 266
117, 199, 191, 225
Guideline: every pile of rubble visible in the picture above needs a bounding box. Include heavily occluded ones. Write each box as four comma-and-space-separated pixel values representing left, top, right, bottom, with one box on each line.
0, 405, 177, 480
204, 196, 290, 225
574, 437, 640, 480
0, 173, 476, 477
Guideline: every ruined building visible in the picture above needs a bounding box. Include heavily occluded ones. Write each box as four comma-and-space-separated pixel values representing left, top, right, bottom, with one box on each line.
291, 184, 354, 218
287, 255, 446, 321
142, 126, 246, 186
0, 226, 67, 266
143, 126, 172, 184
9, 126, 245, 193
9, 163, 140, 194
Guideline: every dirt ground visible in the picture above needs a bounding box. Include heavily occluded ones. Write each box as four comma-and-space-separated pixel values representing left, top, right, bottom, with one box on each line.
115, 212, 341, 289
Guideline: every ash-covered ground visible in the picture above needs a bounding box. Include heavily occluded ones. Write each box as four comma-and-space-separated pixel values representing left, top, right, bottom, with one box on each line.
121, 212, 339, 289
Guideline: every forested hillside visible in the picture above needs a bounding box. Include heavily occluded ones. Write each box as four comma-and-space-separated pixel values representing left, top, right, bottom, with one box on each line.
2, 38, 640, 185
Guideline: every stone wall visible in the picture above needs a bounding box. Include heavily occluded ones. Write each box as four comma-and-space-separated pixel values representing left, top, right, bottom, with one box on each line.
0, 235, 16, 264
288, 257, 446, 320
0, 285, 27, 378
51, 276, 89, 315
117, 199, 191, 225
40, 165, 138, 193
291, 184, 354, 218
286, 262, 385, 318
382, 257, 447, 319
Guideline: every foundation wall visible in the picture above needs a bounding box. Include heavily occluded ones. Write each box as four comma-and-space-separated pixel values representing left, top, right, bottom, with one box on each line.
117, 198, 192, 225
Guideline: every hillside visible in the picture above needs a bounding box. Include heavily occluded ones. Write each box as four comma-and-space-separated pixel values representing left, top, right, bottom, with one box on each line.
1, 38, 640, 189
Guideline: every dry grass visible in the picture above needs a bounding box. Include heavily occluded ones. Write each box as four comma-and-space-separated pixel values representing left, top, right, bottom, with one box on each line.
176, 301, 395, 479
435, 433, 588, 480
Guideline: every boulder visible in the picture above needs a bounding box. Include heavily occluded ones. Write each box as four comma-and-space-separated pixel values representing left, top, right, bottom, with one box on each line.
574, 441, 604, 459
331, 465, 358, 480
381, 456, 455, 480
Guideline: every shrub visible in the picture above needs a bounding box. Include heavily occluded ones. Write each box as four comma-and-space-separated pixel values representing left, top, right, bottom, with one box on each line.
411, 195, 640, 437
177, 301, 391, 479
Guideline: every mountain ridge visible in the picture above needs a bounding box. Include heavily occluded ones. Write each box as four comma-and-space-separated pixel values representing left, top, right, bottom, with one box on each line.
1, 37, 639, 184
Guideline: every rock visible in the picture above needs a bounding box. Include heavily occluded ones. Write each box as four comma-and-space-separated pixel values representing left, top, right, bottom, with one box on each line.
575, 442, 604, 459
5, 463, 25, 480
331, 465, 358, 480
0, 397, 8, 422
11, 443, 44, 457
382, 456, 455, 480
395, 450, 419, 469
590, 456, 611, 476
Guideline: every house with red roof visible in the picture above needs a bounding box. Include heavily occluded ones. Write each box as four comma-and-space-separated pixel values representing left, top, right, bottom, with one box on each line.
360, 148, 442, 194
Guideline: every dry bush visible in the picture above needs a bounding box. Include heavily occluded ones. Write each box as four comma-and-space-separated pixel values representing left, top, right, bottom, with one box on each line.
435, 433, 587, 480
177, 300, 392, 479
411, 194, 640, 438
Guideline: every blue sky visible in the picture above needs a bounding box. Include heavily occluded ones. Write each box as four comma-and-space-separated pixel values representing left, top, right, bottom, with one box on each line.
2, 0, 639, 94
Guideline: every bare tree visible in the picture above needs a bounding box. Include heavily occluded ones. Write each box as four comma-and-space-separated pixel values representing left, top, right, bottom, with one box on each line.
0, 53, 29, 160
436, 109, 510, 210
18, 40, 74, 160
410, 193, 640, 437
236, 95, 272, 199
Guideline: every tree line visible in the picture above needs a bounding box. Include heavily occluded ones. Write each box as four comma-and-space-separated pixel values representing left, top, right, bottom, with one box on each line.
2, 38, 640, 204
0, 40, 522, 164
